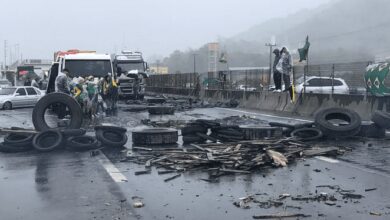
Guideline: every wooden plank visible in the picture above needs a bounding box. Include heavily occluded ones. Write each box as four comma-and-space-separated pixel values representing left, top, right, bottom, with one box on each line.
164, 174, 181, 182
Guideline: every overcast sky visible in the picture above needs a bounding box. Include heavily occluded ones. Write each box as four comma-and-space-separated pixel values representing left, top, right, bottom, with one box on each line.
0, 0, 331, 63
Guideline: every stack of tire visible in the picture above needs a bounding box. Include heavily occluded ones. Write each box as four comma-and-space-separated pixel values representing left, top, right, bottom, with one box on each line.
181, 123, 209, 144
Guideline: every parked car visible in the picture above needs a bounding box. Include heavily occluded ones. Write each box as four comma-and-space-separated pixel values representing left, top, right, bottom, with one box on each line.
0, 86, 44, 110
295, 76, 349, 94
237, 85, 257, 91
0, 79, 12, 88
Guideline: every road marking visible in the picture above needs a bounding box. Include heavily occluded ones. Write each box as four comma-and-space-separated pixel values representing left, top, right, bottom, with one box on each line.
315, 156, 339, 163
216, 108, 312, 122
97, 152, 128, 183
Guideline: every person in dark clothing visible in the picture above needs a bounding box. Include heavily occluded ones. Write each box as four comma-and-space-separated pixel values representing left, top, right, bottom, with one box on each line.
272, 49, 282, 92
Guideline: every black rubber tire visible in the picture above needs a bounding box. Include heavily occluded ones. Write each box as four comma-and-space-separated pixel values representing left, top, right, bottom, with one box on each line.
32, 93, 83, 131
60, 128, 86, 137
67, 136, 99, 151
269, 122, 296, 130
94, 126, 127, 134
4, 133, 34, 147
96, 129, 128, 147
290, 127, 323, 141
0, 142, 32, 153
195, 119, 220, 128
3, 101, 12, 110
148, 106, 175, 115
146, 98, 166, 104
33, 130, 63, 152
314, 108, 361, 137
371, 111, 390, 129
182, 135, 206, 144
181, 125, 208, 136
356, 121, 386, 138
132, 128, 178, 145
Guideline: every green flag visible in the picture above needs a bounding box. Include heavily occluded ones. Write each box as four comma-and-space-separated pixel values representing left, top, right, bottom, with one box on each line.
298, 36, 310, 62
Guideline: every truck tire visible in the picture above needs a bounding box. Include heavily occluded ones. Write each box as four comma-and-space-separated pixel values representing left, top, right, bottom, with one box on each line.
315, 108, 361, 137
290, 128, 323, 141
182, 135, 206, 144
67, 136, 99, 151
4, 133, 34, 147
148, 106, 175, 115
33, 130, 64, 152
146, 98, 166, 104
96, 130, 128, 147
356, 121, 386, 138
181, 125, 208, 136
32, 93, 83, 131
132, 128, 178, 145
0, 143, 32, 153
239, 126, 283, 140
371, 111, 390, 129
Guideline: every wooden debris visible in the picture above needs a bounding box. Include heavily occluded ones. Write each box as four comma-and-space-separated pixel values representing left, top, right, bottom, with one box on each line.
253, 213, 311, 219
164, 174, 181, 182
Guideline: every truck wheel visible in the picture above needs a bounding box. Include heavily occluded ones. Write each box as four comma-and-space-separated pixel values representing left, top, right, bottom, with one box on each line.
371, 111, 390, 129
148, 106, 175, 115
0, 143, 32, 153
3, 101, 12, 110
290, 128, 323, 141
32, 93, 83, 131
315, 108, 361, 137
4, 133, 34, 148
96, 129, 128, 147
132, 128, 178, 145
33, 130, 63, 152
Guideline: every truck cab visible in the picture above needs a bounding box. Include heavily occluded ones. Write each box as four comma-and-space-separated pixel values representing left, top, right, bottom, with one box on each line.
113, 51, 148, 100
47, 50, 114, 94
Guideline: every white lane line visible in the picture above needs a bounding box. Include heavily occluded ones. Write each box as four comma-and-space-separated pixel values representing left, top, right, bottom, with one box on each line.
315, 156, 340, 163
97, 152, 128, 183
216, 108, 312, 122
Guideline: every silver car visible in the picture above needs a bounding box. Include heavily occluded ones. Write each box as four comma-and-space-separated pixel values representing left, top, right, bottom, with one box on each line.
0, 86, 44, 110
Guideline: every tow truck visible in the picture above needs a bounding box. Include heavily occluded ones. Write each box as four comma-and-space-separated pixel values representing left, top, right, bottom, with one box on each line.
113, 51, 149, 100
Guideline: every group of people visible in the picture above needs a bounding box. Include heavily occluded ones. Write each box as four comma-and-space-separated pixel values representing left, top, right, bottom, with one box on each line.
55, 68, 119, 119
272, 47, 293, 93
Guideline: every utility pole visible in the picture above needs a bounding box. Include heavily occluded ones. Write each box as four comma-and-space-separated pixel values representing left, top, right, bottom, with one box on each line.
265, 42, 276, 87
193, 53, 197, 74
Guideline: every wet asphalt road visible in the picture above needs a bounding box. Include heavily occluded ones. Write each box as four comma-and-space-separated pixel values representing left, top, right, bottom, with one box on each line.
0, 106, 390, 220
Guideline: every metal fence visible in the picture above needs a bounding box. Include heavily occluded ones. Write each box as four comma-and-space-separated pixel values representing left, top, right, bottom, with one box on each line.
146, 61, 371, 94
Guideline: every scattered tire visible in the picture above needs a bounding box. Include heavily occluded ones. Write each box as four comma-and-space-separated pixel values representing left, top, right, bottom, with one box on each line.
132, 128, 178, 145
371, 111, 390, 129
356, 121, 386, 138
60, 128, 86, 137
314, 108, 361, 137
148, 106, 175, 115
239, 126, 283, 140
32, 93, 83, 131
67, 136, 99, 151
146, 98, 166, 104
181, 125, 208, 136
0, 142, 32, 153
290, 128, 323, 141
33, 130, 64, 152
96, 129, 128, 147
3, 101, 12, 110
183, 135, 206, 144
94, 125, 127, 134
4, 133, 34, 147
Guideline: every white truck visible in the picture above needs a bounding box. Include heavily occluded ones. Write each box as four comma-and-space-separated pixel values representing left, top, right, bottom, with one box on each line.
113, 51, 148, 100
47, 50, 114, 93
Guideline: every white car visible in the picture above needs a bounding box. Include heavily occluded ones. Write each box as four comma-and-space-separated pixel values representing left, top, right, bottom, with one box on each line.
0, 86, 44, 110
295, 76, 349, 94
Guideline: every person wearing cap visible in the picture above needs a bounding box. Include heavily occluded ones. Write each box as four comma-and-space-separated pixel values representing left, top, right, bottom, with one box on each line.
273, 48, 282, 92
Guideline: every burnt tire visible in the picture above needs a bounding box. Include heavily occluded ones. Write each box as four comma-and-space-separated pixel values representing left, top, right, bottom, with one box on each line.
4, 133, 34, 147
239, 126, 283, 140
94, 126, 127, 134
67, 136, 99, 151
146, 98, 166, 104
32, 93, 83, 131
0, 142, 32, 153
60, 128, 86, 137
96, 130, 128, 147
33, 130, 63, 152
181, 125, 208, 136
315, 108, 361, 137
356, 121, 386, 138
371, 111, 390, 129
290, 128, 323, 141
148, 106, 175, 115
132, 128, 178, 145
183, 135, 206, 144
